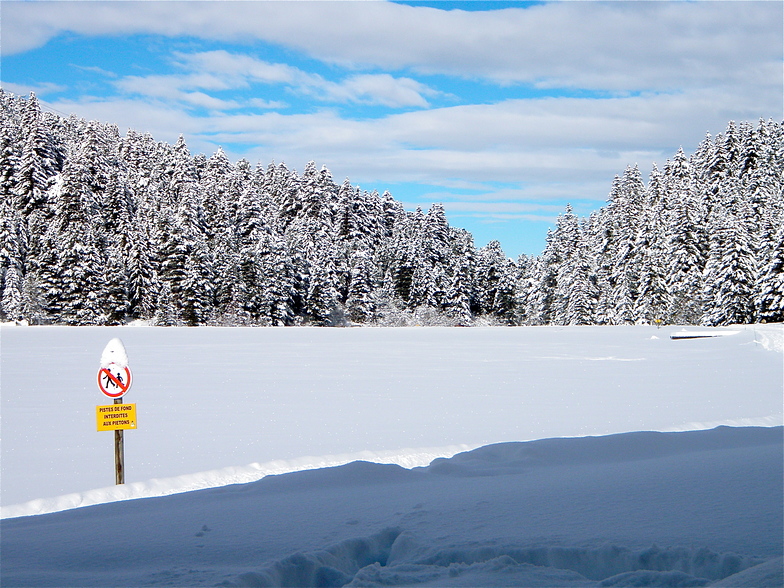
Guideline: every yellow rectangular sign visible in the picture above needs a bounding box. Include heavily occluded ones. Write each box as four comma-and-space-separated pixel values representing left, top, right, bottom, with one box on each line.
96, 404, 137, 431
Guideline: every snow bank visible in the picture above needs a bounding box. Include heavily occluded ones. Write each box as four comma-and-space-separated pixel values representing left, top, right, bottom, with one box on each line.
425, 425, 782, 476
2, 426, 780, 587
1, 444, 473, 519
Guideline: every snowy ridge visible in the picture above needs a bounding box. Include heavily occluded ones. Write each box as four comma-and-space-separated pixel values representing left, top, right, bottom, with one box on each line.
664, 414, 783, 433
0, 445, 473, 519
2, 426, 781, 587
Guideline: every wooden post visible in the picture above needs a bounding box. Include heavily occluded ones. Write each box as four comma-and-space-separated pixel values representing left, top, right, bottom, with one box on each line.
114, 397, 125, 485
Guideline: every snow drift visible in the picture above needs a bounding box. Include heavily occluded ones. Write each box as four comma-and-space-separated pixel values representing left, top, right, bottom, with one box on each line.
2, 425, 781, 587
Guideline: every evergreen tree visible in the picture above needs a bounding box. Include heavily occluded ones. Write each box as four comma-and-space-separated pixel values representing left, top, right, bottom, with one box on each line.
528, 230, 559, 325
475, 239, 516, 321
101, 243, 130, 324
701, 208, 758, 326
756, 223, 784, 323
606, 166, 645, 324
125, 220, 157, 320
550, 205, 582, 325
634, 172, 670, 324
14, 93, 57, 219
346, 249, 376, 323
306, 247, 342, 326
1, 263, 24, 321
443, 228, 475, 325
561, 244, 597, 326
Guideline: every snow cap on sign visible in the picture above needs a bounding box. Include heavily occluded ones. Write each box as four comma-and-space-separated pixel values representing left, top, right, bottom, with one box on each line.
100, 338, 129, 368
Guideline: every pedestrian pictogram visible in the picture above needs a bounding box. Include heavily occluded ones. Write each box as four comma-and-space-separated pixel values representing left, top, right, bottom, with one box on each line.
98, 363, 132, 398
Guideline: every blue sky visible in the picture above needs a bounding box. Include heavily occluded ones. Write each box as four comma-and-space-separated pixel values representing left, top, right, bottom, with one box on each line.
1, 1, 781, 258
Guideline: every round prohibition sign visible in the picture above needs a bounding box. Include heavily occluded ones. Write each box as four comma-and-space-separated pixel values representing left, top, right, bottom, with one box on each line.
98, 363, 132, 398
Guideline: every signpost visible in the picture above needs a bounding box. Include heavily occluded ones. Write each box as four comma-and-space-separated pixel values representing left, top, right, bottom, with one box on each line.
97, 338, 134, 485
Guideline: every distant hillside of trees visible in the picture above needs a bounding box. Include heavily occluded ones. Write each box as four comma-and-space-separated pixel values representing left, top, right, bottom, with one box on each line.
1, 91, 782, 327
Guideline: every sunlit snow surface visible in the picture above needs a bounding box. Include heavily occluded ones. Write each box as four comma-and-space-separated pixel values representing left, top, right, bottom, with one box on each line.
0, 324, 782, 587
1, 324, 781, 512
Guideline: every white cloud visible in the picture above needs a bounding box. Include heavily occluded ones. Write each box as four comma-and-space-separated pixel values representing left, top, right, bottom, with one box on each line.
46, 86, 744, 194
249, 98, 288, 110
110, 50, 437, 110
323, 74, 435, 108
174, 51, 300, 86
0, 80, 67, 98
114, 73, 242, 108
70, 64, 117, 78
3, 1, 780, 96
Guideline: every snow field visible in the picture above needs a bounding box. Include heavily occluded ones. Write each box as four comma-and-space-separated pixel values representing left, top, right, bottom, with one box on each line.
2, 324, 781, 511
0, 324, 781, 586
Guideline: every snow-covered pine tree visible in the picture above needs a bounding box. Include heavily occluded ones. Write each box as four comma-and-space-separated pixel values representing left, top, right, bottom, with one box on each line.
523, 230, 556, 325
384, 207, 423, 306
633, 165, 670, 324
550, 204, 582, 325
14, 93, 58, 219
153, 280, 179, 326
251, 231, 295, 326
562, 243, 597, 326
407, 203, 450, 311
474, 239, 506, 317
755, 222, 784, 323
39, 135, 110, 324
701, 205, 758, 326
605, 166, 646, 324
201, 148, 244, 318
474, 239, 517, 323
0, 195, 26, 320
663, 151, 706, 324
345, 248, 376, 323
442, 228, 475, 325
101, 242, 131, 324
1, 263, 23, 321
0, 119, 19, 207
583, 210, 612, 325
179, 230, 215, 326
125, 222, 156, 321
305, 246, 343, 326
165, 135, 199, 208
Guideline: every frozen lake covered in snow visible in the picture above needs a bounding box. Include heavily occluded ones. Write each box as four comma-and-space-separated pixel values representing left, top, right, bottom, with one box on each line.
1, 324, 781, 510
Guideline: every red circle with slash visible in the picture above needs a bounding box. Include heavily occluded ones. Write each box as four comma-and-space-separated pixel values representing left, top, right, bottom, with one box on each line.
98, 363, 133, 398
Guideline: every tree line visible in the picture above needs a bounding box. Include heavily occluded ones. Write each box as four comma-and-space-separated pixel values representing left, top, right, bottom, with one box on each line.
1, 91, 782, 327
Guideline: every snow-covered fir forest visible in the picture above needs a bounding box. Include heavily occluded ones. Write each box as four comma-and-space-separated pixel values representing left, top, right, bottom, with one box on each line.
1, 91, 782, 327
